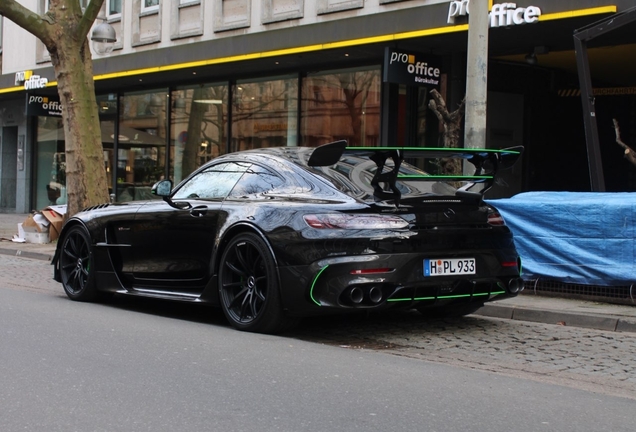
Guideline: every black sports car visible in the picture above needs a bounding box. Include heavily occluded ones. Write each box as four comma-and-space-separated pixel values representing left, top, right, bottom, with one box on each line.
53, 141, 524, 333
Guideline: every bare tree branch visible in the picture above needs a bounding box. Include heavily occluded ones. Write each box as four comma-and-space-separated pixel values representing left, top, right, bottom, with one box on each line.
428, 89, 466, 178
612, 119, 636, 167
79, 0, 106, 41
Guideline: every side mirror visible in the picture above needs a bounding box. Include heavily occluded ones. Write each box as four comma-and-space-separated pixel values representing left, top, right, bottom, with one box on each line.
151, 180, 173, 197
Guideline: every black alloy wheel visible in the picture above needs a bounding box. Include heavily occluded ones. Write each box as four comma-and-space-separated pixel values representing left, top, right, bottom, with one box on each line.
59, 225, 98, 301
219, 232, 294, 333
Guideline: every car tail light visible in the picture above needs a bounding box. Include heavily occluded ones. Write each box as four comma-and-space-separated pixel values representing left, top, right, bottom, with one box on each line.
303, 214, 409, 229
350, 268, 393, 274
487, 209, 506, 226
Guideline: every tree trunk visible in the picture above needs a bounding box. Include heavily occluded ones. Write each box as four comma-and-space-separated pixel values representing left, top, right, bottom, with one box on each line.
0, 0, 109, 218
50, 35, 110, 217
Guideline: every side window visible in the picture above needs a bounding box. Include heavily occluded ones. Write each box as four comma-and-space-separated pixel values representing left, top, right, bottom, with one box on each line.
142, 0, 160, 13
229, 165, 285, 197
173, 162, 250, 200
108, 0, 122, 19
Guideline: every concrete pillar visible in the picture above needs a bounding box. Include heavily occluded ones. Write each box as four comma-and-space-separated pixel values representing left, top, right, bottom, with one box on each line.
463, 0, 489, 151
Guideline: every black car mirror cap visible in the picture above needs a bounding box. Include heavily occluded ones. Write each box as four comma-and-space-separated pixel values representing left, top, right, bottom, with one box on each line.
151, 180, 173, 197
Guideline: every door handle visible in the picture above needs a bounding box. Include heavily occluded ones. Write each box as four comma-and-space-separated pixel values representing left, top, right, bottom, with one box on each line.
190, 205, 208, 217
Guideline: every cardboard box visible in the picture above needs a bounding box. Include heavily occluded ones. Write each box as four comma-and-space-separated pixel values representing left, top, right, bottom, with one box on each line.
41, 206, 66, 242
22, 213, 47, 233
22, 205, 67, 242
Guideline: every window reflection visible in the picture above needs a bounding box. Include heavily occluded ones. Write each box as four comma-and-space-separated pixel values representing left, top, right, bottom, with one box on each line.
173, 162, 250, 200
302, 67, 381, 147
229, 165, 284, 196
36, 117, 66, 209
117, 89, 167, 201
232, 76, 298, 152
171, 83, 228, 184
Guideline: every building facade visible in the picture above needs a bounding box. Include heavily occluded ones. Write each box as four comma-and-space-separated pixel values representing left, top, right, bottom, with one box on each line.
1, 0, 635, 213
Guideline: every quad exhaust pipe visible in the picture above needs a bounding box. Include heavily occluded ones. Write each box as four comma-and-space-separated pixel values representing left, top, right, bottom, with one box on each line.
349, 287, 364, 304
346, 286, 384, 306
508, 278, 525, 294
369, 286, 383, 304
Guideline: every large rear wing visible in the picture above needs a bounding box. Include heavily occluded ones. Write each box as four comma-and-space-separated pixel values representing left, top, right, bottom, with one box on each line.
307, 140, 523, 204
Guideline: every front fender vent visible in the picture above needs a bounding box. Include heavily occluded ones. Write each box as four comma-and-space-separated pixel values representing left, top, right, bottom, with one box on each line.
81, 203, 110, 212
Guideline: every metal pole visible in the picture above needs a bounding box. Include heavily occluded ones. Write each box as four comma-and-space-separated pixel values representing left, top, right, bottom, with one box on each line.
573, 35, 605, 191
463, 0, 489, 151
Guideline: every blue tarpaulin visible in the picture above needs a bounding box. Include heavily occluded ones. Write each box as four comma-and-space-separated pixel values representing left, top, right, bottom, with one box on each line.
487, 192, 636, 286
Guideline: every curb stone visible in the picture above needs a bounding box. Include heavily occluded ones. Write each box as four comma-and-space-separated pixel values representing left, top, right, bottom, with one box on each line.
0, 247, 54, 262
475, 303, 636, 334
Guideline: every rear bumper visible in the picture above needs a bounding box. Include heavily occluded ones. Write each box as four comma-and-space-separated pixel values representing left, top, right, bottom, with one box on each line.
278, 250, 522, 316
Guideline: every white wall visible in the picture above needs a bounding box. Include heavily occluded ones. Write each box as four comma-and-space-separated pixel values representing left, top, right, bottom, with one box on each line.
2, 0, 39, 74
1, 0, 447, 73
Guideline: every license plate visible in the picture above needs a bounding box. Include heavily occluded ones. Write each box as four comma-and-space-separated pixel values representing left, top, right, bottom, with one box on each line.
424, 258, 476, 277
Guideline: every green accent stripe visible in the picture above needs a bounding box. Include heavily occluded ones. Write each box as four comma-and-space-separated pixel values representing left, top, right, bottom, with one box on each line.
309, 265, 329, 306
390, 290, 508, 302
398, 174, 493, 180
346, 146, 521, 155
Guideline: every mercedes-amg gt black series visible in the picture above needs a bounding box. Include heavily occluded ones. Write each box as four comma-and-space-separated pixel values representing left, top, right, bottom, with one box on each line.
53, 141, 524, 333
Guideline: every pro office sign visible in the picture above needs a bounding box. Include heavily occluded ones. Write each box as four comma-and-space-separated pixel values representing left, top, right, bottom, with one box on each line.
26, 94, 63, 117
448, 1, 541, 27
383, 48, 442, 88
15, 70, 49, 90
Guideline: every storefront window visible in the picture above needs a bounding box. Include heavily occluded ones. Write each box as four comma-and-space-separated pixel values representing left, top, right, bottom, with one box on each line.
96, 94, 119, 196
232, 75, 298, 152
117, 89, 168, 201
171, 83, 229, 184
301, 66, 381, 147
36, 117, 66, 210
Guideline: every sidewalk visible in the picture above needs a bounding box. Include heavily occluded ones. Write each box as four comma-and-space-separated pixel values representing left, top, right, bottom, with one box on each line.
0, 213, 57, 261
1, 213, 636, 333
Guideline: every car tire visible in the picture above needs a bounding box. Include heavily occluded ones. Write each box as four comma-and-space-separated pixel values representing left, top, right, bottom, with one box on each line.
59, 225, 99, 302
219, 232, 296, 334
417, 302, 485, 319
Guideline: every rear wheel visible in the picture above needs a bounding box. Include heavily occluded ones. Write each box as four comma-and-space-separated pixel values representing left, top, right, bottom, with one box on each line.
59, 225, 98, 301
218, 232, 296, 333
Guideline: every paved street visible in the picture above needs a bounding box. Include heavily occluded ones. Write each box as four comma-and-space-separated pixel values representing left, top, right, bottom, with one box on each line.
3, 254, 636, 403
2, 253, 636, 432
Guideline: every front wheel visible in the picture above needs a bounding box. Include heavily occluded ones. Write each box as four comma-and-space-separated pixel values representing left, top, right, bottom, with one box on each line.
59, 225, 98, 301
218, 232, 296, 333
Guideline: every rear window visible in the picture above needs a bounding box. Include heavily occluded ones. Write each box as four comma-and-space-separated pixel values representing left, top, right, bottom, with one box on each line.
229, 165, 285, 196
308, 157, 456, 201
